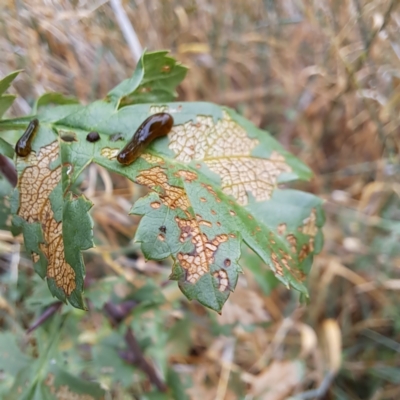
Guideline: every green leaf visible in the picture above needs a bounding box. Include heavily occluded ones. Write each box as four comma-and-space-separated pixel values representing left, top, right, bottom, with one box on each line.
33, 92, 79, 114
0, 116, 35, 131
0, 71, 22, 119
11, 124, 93, 309
0, 136, 14, 158
0, 70, 22, 96
0, 332, 32, 376
0, 172, 13, 230
9, 51, 324, 313
0, 94, 16, 118
1, 318, 105, 400
93, 340, 136, 388
108, 50, 188, 106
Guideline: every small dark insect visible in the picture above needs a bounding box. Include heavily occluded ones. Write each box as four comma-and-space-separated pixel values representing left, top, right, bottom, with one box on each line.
159, 225, 167, 234
15, 119, 39, 157
117, 113, 174, 165
86, 131, 100, 142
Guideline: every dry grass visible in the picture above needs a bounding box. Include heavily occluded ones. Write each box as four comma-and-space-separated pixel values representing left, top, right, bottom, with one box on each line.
1, 0, 400, 398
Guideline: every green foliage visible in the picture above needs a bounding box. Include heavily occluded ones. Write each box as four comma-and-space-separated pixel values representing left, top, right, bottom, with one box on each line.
0, 50, 324, 313
0, 50, 324, 396
0, 318, 105, 400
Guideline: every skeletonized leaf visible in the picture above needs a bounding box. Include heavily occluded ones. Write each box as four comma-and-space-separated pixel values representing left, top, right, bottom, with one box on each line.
55, 102, 323, 311
8, 51, 324, 312
11, 125, 92, 309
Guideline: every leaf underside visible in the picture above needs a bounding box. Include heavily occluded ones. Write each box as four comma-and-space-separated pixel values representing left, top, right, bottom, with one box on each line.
5, 51, 324, 312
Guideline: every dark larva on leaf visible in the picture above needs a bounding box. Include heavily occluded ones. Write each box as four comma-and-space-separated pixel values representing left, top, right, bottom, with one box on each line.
86, 131, 100, 142
159, 225, 167, 233
15, 119, 39, 157
117, 113, 173, 165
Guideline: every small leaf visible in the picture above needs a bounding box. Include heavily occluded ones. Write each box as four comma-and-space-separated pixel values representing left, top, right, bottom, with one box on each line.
12, 125, 93, 309
0, 70, 22, 96
0, 172, 13, 230
33, 92, 79, 113
0, 136, 14, 158
0, 94, 16, 117
108, 50, 188, 106
0, 332, 32, 376
43, 365, 105, 399
1, 319, 105, 400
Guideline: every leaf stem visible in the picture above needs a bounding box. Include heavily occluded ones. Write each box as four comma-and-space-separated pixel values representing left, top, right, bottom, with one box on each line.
123, 327, 167, 392
0, 154, 17, 187
26, 302, 62, 334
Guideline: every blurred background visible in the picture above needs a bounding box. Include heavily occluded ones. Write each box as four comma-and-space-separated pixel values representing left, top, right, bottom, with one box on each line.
0, 0, 400, 399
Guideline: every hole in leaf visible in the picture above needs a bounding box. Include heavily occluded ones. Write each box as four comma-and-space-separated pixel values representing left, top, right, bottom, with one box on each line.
110, 132, 124, 142
60, 131, 77, 142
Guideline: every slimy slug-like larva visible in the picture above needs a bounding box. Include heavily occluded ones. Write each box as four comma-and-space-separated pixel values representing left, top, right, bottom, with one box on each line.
117, 113, 174, 165
15, 119, 39, 157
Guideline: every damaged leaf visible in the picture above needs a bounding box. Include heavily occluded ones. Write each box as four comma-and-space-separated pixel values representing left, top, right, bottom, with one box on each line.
6, 51, 324, 312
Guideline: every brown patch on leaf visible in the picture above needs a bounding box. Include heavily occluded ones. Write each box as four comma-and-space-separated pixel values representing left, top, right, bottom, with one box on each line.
298, 208, 318, 261
100, 147, 119, 159
278, 223, 287, 235
158, 234, 165, 241
175, 216, 228, 284
17, 141, 76, 296
229, 210, 236, 216
286, 234, 297, 253
150, 105, 169, 114
301, 208, 318, 236
169, 111, 292, 205
299, 238, 315, 262
272, 251, 305, 282
150, 201, 161, 209
175, 170, 198, 182
140, 153, 164, 164
198, 220, 212, 228
139, 86, 151, 93
32, 252, 40, 263
271, 253, 284, 276
136, 167, 190, 211
213, 270, 229, 292
201, 183, 221, 202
